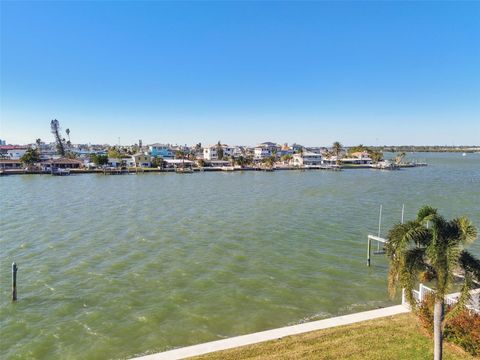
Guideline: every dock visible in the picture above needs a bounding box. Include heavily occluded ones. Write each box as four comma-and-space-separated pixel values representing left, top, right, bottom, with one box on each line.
367, 235, 389, 266
366, 204, 405, 266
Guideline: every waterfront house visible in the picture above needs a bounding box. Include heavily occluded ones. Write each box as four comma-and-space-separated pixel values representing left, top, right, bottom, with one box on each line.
164, 159, 195, 168
203, 146, 217, 160
0, 146, 28, 159
41, 158, 84, 170
203, 144, 235, 160
258, 141, 279, 150
254, 147, 272, 160
278, 144, 294, 157
305, 147, 325, 154
108, 157, 135, 168
292, 152, 323, 167
291, 143, 305, 153
131, 153, 151, 168
322, 156, 340, 166
0, 159, 23, 169
254, 142, 279, 160
232, 146, 246, 157
208, 160, 231, 167
149, 143, 174, 159
341, 151, 372, 165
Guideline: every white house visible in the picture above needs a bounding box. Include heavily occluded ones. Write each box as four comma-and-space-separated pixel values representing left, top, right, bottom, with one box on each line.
305, 147, 325, 154
341, 151, 372, 165
203, 144, 234, 160
232, 146, 245, 157
254, 147, 272, 160
292, 152, 323, 167
254, 142, 280, 160
164, 159, 194, 168
108, 157, 135, 168
6, 148, 27, 160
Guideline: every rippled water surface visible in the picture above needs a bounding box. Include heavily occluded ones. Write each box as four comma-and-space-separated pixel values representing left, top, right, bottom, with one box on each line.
1, 153, 479, 359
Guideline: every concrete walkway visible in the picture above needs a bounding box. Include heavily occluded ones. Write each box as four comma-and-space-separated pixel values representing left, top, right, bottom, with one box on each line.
132, 305, 409, 360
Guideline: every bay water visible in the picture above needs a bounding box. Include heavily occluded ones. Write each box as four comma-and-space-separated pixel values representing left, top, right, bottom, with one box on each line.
1, 153, 479, 359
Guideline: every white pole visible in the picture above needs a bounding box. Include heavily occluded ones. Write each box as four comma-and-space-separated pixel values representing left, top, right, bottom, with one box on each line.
378, 204, 383, 237
401, 204, 405, 224
377, 205, 383, 251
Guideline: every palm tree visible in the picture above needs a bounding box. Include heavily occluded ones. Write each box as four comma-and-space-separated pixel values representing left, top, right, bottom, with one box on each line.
35, 138, 42, 154
332, 141, 342, 158
50, 119, 65, 156
280, 154, 293, 164
395, 152, 406, 165
262, 155, 276, 169
175, 150, 185, 159
152, 157, 165, 169
196, 159, 206, 168
175, 150, 186, 168
332, 142, 343, 165
216, 141, 224, 160
236, 155, 246, 168
386, 206, 479, 360
369, 150, 383, 164
20, 147, 40, 170
66, 128, 71, 147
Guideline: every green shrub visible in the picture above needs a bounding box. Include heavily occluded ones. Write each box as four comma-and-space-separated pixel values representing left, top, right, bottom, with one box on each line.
444, 309, 480, 356
416, 294, 435, 333
416, 294, 480, 356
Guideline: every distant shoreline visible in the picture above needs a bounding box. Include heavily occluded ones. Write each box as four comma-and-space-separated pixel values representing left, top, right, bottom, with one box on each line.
382, 149, 479, 153
0, 163, 428, 176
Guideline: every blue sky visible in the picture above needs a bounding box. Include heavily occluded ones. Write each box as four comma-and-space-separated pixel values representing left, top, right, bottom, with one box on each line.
1, 1, 479, 146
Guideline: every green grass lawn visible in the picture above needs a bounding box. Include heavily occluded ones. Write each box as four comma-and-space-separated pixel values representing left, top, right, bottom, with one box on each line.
192, 313, 473, 360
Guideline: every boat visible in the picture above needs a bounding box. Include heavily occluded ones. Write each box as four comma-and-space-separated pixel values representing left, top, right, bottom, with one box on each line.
103, 167, 129, 175
462, 153, 467, 156
51, 168, 71, 176
323, 164, 342, 171
175, 167, 194, 174
371, 160, 399, 170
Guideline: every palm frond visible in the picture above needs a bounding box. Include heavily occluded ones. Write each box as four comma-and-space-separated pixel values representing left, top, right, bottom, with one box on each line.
459, 250, 480, 283
452, 217, 478, 245
445, 273, 474, 321
386, 206, 479, 313
387, 221, 429, 256
416, 205, 437, 223
439, 242, 464, 297
398, 248, 427, 308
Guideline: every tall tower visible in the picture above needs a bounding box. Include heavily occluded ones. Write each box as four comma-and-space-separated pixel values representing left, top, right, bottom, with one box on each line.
139, 139, 143, 149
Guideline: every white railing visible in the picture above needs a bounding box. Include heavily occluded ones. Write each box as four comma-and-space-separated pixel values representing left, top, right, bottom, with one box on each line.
402, 285, 480, 313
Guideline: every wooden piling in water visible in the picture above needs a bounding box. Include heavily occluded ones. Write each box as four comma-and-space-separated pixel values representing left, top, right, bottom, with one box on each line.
12, 262, 18, 301
367, 237, 371, 267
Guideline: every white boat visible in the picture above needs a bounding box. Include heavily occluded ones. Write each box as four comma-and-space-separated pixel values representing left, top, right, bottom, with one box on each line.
371, 160, 399, 170
175, 167, 193, 174
51, 168, 71, 176
462, 153, 467, 156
